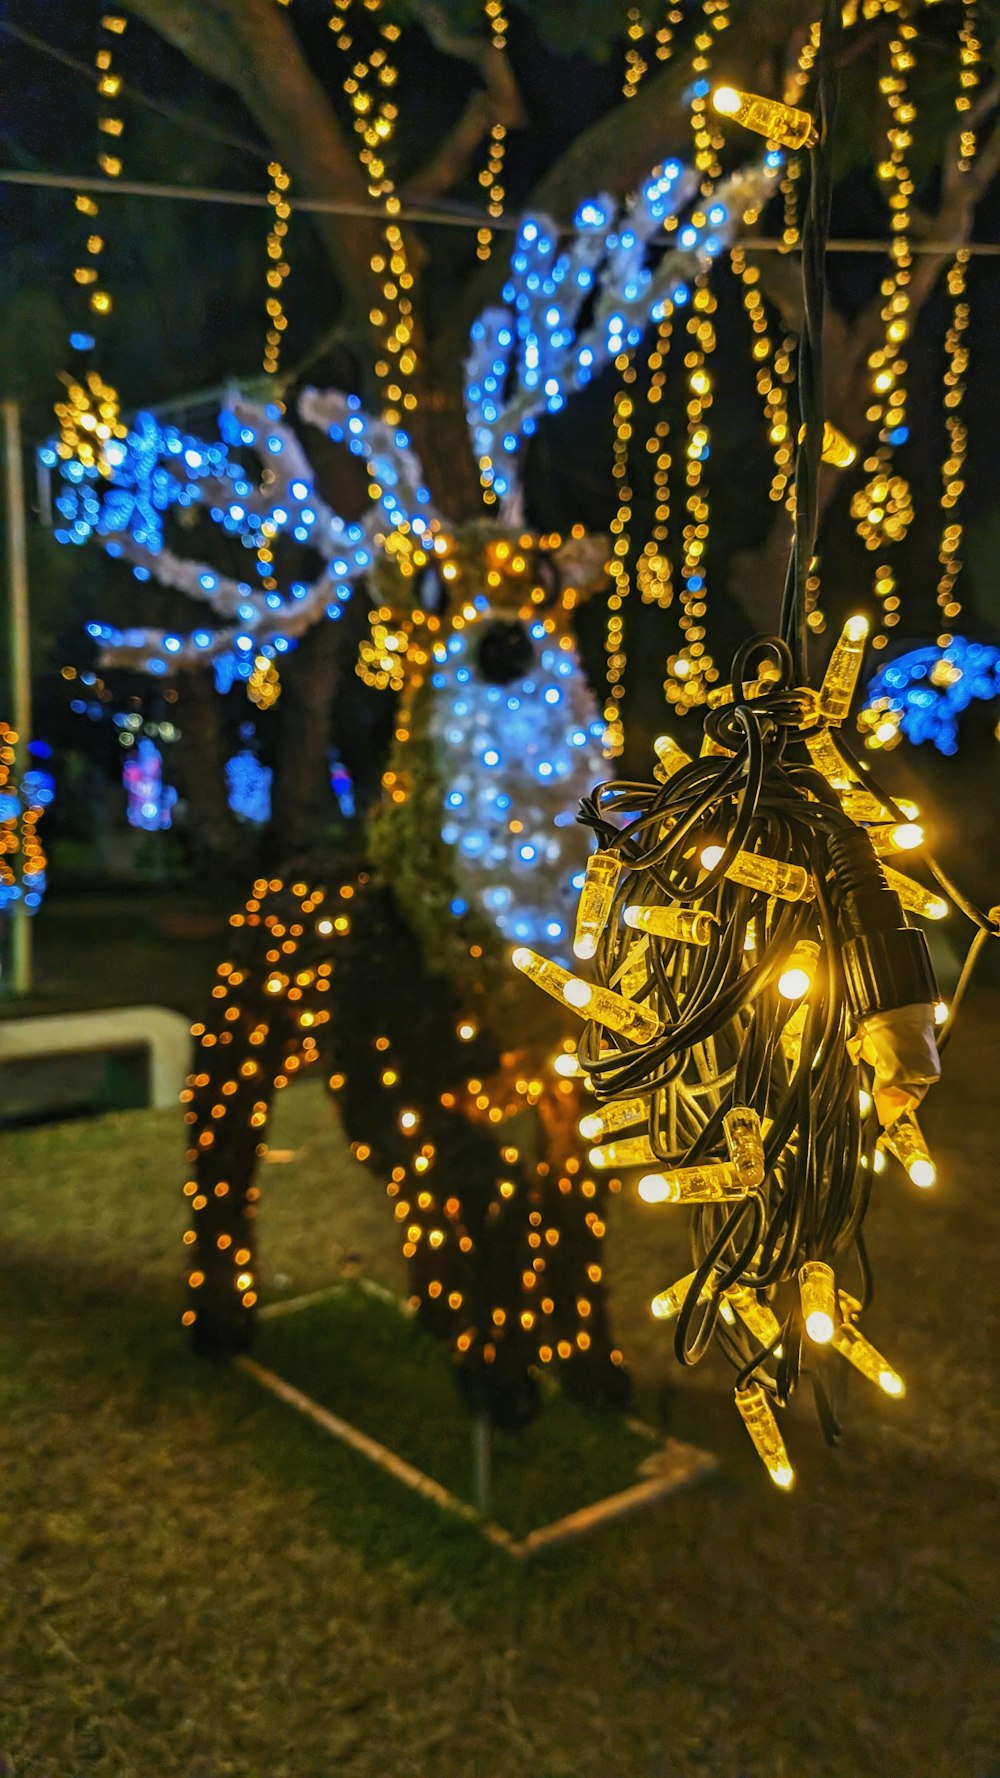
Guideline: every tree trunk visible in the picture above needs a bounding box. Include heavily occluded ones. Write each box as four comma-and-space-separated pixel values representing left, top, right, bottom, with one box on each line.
269, 615, 340, 859
173, 668, 246, 877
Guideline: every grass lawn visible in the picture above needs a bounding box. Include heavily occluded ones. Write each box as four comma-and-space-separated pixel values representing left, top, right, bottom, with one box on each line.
1, 997, 999, 1777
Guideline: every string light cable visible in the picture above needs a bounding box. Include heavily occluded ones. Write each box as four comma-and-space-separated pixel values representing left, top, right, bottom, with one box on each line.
53, 11, 129, 475
328, 0, 418, 422
512, 4, 999, 1488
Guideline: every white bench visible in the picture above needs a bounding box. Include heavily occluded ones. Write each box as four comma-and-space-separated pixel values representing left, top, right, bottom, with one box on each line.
0, 1004, 191, 1110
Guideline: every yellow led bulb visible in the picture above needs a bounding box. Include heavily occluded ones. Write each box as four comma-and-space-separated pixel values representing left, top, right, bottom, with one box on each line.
700, 844, 814, 903
799, 1260, 837, 1343
652, 1271, 736, 1324
725, 1283, 783, 1349
578, 1095, 650, 1142
780, 1004, 808, 1070
708, 664, 784, 711
818, 615, 870, 724
868, 822, 925, 855
511, 947, 664, 1043
712, 85, 817, 151
623, 904, 716, 944
652, 732, 691, 781
613, 935, 650, 1000
777, 939, 819, 1001
700, 731, 734, 758
820, 420, 857, 468
832, 1320, 906, 1397
637, 1161, 747, 1204
880, 866, 948, 921
803, 726, 862, 794
734, 1383, 795, 1488
589, 1132, 659, 1171
651, 1271, 706, 1321
552, 1048, 583, 1078
573, 850, 622, 960
723, 1106, 765, 1187
796, 420, 858, 470
883, 1110, 936, 1188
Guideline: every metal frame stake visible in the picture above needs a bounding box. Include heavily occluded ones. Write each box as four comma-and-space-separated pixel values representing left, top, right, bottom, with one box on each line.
473, 1414, 493, 1518
3, 398, 32, 996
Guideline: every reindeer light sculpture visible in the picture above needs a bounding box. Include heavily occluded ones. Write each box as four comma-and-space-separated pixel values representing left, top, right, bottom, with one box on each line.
47, 152, 780, 1424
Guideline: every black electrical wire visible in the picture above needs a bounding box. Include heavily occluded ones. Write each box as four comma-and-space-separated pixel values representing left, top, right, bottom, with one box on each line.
779, 0, 841, 683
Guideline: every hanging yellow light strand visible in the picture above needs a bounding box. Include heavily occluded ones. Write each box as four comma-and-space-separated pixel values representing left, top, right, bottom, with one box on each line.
654, 5, 685, 64
623, 8, 648, 99
54, 12, 128, 474
777, 17, 820, 251
638, 307, 674, 610
936, 0, 980, 650
657, 0, 727, 710
262, 160, 292, 379
664, 274, 719, 713
330, 0, 418, 422
689, 0, 730, 191
851, 14, 918, 652
729, 246, 795, 514
603, 357, 638, 758
246, 157, 294, 701
475, 1, 510, 262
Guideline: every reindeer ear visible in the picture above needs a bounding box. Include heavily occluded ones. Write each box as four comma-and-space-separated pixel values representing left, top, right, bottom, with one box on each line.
530, 549, 561, 608
417, 563, 446, 616
553, 532, 610, 606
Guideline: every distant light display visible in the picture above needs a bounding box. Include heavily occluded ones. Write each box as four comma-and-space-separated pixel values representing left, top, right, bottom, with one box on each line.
0, 725, 52, 913
226, 750, 272, 826
861, 637, 1000, 755
330, 752, 355, 819
123, 736, 177, 830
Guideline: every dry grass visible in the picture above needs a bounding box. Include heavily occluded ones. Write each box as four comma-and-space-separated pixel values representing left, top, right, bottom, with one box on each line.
1, 997, 999, 1777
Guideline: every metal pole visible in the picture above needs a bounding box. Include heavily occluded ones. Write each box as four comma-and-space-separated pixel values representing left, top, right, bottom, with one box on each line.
3, 398, 32, 996
473, 1414, 493, 1518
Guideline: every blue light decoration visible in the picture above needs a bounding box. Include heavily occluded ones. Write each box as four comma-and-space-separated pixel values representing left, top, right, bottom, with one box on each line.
861, 637, 1000, 756
226, 750, 272, 825
427, 612, 607, 965
464, 153, 780, 517
329, 751, 356, 819
46, 145, 778, 674
123, 737, 177, 831
0, 727, 53, 914
43, 392, 438, 676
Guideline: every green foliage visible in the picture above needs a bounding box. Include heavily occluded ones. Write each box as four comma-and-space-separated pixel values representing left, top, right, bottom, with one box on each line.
0, 275, 67, 416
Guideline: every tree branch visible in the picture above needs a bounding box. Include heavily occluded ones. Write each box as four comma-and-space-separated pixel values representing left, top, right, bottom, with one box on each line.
408, 88, 496, 197
408, 3, 525, 199
124, 0, 405, 335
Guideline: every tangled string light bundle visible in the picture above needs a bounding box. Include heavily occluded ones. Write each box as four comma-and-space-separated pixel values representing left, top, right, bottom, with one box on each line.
522, 628, 951, 1486
513, 6, 997, 1487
